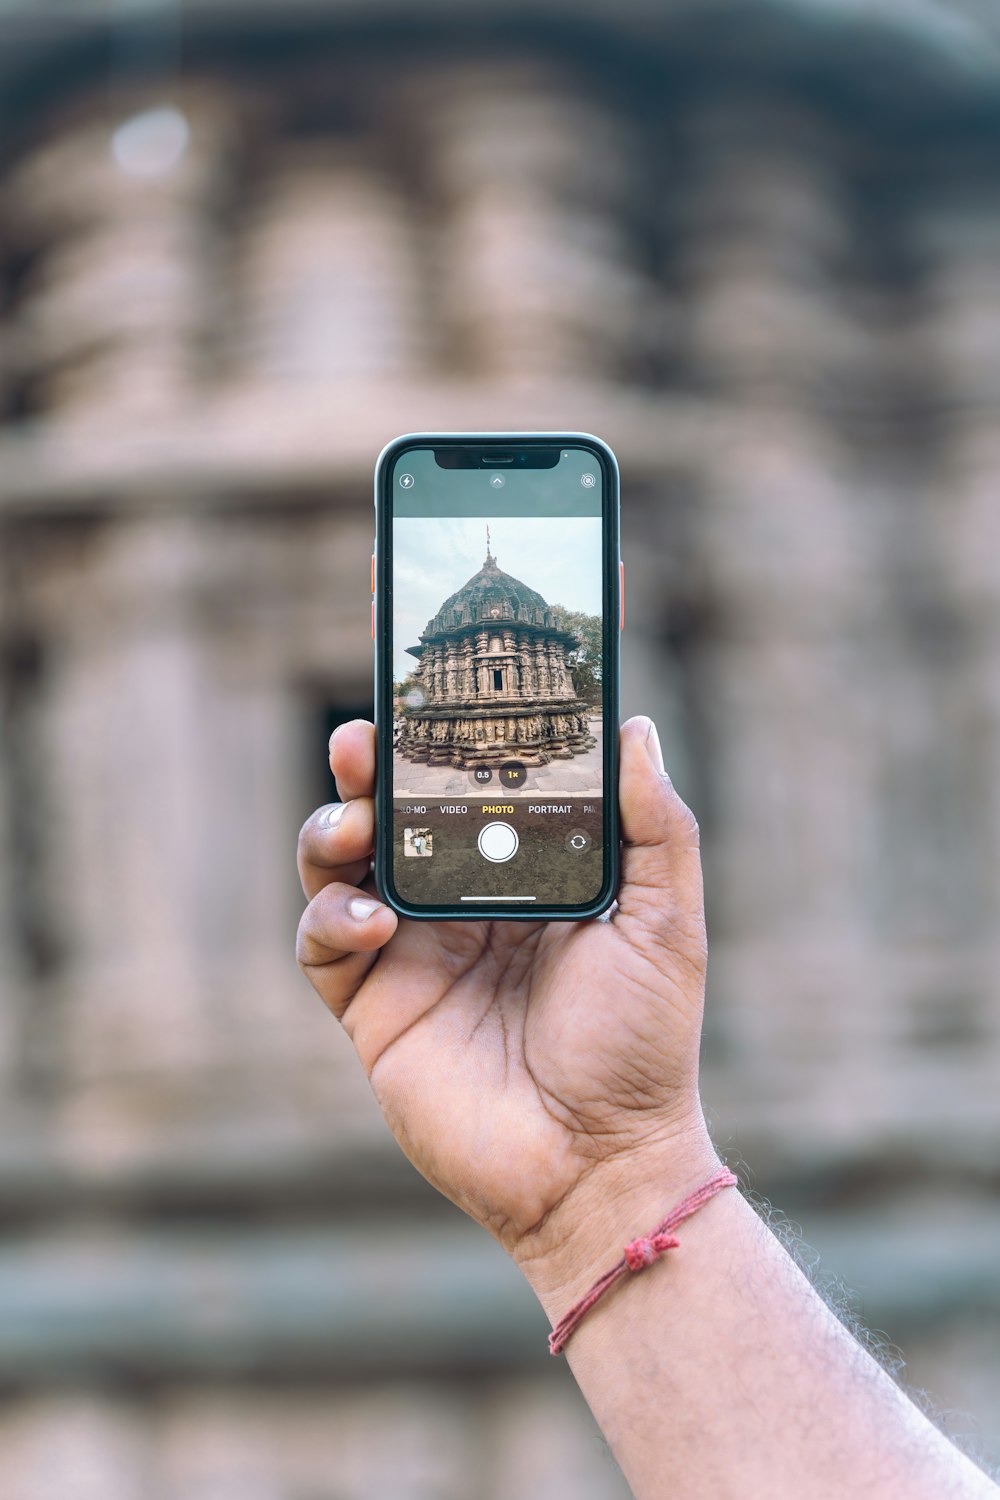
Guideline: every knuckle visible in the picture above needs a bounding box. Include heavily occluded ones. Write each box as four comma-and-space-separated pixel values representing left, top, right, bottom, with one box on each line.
665, 786, 700, 847
298, 803, 341, 852
295, 890, 331, 969
681, 805, 701, 848
295, 909, 314, 971
297, 808, 321, 850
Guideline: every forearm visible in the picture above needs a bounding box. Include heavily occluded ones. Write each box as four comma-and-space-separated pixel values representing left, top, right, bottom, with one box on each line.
516, 1147, 998, 1500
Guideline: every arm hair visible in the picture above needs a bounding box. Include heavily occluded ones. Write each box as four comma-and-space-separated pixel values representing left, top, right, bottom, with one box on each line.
743, 1179, 1000, 1486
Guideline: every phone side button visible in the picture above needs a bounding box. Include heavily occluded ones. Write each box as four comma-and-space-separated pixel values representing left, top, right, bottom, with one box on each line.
371, 600, 375, 640
371, 552, 375, 594
619, 560, 625, 631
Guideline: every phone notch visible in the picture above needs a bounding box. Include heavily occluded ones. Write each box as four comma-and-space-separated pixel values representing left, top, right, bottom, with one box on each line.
433, 447, 560, 470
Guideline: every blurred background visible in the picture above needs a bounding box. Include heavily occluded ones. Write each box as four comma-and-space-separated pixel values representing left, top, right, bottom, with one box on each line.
1, 1, 999, 1495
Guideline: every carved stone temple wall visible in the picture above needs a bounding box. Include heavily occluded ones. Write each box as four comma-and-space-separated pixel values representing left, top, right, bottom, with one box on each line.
398, 550, 595, 767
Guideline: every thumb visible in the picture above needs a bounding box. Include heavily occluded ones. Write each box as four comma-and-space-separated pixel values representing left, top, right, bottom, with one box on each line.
612, 716, 707, 966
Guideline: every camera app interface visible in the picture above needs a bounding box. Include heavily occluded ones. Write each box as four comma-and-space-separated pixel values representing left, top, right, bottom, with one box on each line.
390, 447, 605, 908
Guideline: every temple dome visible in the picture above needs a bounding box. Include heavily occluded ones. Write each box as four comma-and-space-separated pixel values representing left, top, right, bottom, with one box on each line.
422, 551, 554, 637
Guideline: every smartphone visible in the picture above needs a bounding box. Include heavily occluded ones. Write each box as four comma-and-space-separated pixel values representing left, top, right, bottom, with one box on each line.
372, 432, 621, 920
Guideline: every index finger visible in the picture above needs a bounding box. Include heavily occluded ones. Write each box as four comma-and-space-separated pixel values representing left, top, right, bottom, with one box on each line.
328, 718, 376, 802
297, 796, 375, 902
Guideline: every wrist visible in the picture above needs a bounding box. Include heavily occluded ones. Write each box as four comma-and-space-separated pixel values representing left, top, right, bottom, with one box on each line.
511, 1115, 724, 1315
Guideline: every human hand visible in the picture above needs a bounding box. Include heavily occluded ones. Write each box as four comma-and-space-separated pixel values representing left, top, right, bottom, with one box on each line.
296, 716, 720, 1288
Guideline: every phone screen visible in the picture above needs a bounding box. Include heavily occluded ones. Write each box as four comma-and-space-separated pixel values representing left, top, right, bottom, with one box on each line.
383, 442, 614, 913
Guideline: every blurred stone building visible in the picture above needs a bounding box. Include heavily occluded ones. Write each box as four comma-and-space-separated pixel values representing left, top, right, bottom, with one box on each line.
1, 2, 999, 1495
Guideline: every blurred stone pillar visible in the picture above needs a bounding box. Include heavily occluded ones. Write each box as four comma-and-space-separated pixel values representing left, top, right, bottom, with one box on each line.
0, 1397, 151, 1500
694, 409, 884, 945
3, 84, 241, 423
396, 60, 646, 382
910, 200, 1000, 933
667, 98, 863, 403
658, 100, 887, 976
41, 512, 216, 1079
228, 146, 427, 385
0, 550, 27, 1084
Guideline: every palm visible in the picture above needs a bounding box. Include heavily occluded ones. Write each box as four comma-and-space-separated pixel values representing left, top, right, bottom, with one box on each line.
344, 908, 704, 1254
297, 717, 708, 1256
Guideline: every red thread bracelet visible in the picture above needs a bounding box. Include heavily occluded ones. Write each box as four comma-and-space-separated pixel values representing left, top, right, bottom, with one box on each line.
548, 1165, 739, 1355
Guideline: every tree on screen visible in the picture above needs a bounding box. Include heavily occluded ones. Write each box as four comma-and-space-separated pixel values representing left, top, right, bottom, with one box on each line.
549, 606, 602, 707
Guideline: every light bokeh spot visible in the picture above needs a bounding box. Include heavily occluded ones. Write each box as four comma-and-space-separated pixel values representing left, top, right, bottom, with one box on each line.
111, 105, 190, 179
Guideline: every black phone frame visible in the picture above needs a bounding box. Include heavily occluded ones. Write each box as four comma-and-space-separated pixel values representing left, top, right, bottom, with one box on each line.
373, 431, 621, 921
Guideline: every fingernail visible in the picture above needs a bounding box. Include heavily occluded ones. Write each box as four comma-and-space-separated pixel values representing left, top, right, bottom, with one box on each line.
644, 719, 671, 783
322, 803, 346, 829
349, 896, 382, 922
644, 718, 664, 770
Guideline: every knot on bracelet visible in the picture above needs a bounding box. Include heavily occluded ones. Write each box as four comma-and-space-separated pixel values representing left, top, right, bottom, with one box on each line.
623, 1231, 679, 1271
547, 1167, 737, 1356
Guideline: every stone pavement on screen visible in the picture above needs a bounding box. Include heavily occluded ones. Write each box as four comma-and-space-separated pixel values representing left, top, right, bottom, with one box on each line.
393, 721, 604, 798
